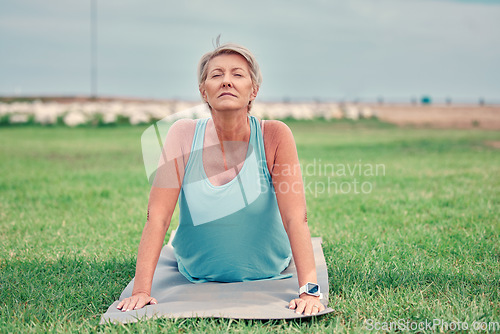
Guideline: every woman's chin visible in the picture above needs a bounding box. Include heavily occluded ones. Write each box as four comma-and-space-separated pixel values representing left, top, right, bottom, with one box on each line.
211, 102, 247, 113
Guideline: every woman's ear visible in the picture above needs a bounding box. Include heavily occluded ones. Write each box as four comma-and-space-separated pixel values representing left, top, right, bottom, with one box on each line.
199, 84, 207, 102
249, 84, 259, 102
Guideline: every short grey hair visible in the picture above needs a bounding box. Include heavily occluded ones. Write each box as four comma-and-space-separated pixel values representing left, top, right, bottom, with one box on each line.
198, 43, 262, 111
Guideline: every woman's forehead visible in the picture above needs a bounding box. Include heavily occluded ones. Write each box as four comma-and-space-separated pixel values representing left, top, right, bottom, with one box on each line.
208, 53, 249, 71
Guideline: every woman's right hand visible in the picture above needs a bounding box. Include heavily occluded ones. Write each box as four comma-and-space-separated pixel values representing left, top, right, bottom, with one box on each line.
116, 292, 158, 312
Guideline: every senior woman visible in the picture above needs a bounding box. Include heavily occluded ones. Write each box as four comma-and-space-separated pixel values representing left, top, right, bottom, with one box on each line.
117, 43, 326, 316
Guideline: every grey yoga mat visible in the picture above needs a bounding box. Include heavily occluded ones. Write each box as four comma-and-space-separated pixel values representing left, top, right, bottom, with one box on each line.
100, 233, 334, 324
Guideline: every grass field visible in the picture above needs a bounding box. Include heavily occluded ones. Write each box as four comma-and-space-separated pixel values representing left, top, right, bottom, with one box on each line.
1, 119, 499, 333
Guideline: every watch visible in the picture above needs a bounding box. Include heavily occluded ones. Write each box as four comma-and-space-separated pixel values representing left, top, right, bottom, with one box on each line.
299, 282, 321, 297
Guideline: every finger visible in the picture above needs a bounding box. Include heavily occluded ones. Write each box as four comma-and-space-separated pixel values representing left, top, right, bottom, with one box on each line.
116, 300, 124, 309
313, 303, 325, 315
133, 297, 147, 310
120, 299, 129, 312
128, 297, 139, 311
133, 296, 155, 310
311, 304, 320, 315
121, 299, 131, 312
304, 302, 314, 316
122, 297, 136, 312
289, 299, 297, 309
295, 299, 306, 315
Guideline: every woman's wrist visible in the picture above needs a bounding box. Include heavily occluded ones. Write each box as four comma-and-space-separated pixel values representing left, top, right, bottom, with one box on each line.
131, 289, 151, 296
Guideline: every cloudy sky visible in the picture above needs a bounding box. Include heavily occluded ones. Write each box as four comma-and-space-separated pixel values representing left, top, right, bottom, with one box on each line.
1, 0, 499, 103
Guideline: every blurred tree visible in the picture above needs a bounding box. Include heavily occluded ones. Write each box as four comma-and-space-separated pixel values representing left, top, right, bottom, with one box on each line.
421, 95, 432, 105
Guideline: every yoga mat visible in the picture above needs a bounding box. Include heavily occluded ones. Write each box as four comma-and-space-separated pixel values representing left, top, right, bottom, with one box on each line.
100, 233, 334, 324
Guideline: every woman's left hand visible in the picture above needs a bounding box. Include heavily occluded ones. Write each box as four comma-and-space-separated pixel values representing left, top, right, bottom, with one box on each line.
289, 294, 325, 316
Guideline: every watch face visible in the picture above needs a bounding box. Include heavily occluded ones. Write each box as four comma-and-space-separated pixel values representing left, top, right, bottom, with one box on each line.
307, 283, 319, 294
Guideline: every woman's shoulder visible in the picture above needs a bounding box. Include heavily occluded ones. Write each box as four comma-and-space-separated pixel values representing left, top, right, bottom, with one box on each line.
169, 118, 197, 131
261, 119, 296, 165
262, 119, 294, 143
164, 118, 198, 152
166, 118, 200, 138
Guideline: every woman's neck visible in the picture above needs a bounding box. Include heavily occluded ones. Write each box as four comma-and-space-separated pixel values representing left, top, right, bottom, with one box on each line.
210, 110, 250, 142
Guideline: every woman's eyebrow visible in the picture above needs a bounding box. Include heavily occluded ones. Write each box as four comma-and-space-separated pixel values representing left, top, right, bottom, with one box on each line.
209, 67, 223, 73
209, 67, 245, 73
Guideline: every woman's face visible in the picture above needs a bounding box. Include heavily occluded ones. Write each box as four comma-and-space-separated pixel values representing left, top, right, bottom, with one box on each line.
200, 53, 258, 112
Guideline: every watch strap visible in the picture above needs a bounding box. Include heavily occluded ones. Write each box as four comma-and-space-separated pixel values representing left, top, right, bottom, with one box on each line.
299, 282, 321, 296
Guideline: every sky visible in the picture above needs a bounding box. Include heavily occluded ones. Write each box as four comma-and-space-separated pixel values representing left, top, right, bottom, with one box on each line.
1, 0, 499, 103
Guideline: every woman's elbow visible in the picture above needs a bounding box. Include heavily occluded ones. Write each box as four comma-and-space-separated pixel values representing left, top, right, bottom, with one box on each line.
282, 211, 309, 232
145, 208, 172, 233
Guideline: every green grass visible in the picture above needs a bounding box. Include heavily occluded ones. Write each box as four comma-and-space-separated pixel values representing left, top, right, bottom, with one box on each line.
1, 119, 499, 333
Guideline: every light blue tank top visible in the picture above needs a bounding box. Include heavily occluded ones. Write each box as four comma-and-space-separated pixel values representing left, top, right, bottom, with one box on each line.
172, 115, 292, 283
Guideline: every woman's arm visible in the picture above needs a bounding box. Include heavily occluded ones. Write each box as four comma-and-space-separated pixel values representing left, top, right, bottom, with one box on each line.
263, 120, 326, 316
117, 119, 195, 312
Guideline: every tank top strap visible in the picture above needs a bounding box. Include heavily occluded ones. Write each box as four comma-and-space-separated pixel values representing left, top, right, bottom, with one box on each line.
248, 115, 271, 180
192, 118, 209, 152
183, 118, 209, 177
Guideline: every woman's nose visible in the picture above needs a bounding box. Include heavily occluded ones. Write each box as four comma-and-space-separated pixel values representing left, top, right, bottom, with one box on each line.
222, 75, 232, 87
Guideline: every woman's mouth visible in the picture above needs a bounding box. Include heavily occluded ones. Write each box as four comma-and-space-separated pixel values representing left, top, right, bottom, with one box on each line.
219, 92, 237, 98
